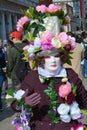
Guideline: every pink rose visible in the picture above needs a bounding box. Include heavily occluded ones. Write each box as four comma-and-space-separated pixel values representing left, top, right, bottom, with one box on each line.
48, 4, 62, 13
17, 16, 30, 32
58, 32, 69, 45
36, 5, 48, 13
15, 126, 23, 130
59, 81, 72, 98
41, 41, 54, 51
23, 45, 29, 50
68, 37, 76, 50
40, 31, 54, 43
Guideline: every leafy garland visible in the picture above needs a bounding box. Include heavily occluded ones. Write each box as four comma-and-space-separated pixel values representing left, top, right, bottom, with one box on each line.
39, 75, 60, 123
44, 78, 60, 123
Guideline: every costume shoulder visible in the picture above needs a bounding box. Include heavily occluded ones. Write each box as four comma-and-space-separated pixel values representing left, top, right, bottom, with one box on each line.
66, 68, 82, 87
66, 68, 78, 78
20, 70, 39, 91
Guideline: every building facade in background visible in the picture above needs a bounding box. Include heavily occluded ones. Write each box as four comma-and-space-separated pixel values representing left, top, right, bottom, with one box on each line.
1, 0, 87, 40
0, 0, 39, 40
52, 0, 81, 31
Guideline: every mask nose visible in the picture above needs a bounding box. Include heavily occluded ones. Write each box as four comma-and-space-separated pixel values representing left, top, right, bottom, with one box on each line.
51, 56, 56, 63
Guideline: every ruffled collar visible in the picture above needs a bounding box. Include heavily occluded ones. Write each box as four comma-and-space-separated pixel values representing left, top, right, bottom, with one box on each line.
38, 66, 67, 78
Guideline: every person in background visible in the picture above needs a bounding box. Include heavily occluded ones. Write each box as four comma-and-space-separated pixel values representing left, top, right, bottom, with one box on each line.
22, 35, 29, 45
80, 33, 87, 77
7, 31, 26, 90
2, 40, 9, 90
0, 39, 6, 111
81, 33, 87, 49
64, 32, 83, 80
75, 31, 82, 43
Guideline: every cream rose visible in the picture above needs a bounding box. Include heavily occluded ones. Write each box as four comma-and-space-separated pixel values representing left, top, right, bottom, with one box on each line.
51, 37, 61, 48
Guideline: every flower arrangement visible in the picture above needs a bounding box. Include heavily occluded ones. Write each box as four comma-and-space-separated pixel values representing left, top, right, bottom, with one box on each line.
6, 89, 32, 130
38, 76, 87, 129
16, 4, 72, 69
23, 31, 76, 69
17, 4, 70, 33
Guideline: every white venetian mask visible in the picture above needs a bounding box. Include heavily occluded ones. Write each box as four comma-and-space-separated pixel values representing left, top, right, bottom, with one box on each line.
44, 53, 61, 73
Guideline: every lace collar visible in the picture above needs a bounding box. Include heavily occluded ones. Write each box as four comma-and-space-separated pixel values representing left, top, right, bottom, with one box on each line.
38, 66, 67, 78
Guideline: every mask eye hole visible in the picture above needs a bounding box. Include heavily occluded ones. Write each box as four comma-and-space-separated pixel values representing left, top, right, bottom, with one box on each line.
54, 54, 60, 58
44, 55, 50, 59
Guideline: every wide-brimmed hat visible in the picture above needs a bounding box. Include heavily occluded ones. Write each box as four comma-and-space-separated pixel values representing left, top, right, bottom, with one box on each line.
36, 48, 61, 57
23, 31, 76, 65
16, 4, 73, 69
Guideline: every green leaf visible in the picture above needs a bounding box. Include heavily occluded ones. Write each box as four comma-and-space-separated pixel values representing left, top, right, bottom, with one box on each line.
23, 50, 28, 55
25, 104, 32, 110
6, 88, 15, 96
48, 110, 56, 118
38, 24, 46, 32
81, 109, 87, 116
31, 60, 37, 70
25, 32, 35, 42
22, 57, 29, 62
17, 98, 25, 107
49, 79, 56, 87
50, 101, 58, 108
6, 98, 15, 103
50, 91, 57, 100
52, 117, 60, 124
71, 83, 77, 96
48, 110, 60, 123
22, 7, 35, 19
34, 48, 41, 53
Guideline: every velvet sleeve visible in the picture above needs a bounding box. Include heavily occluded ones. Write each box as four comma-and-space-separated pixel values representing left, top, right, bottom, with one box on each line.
20, 70, 38, 95
11, 71, 38, 111
67, 68, 87, 109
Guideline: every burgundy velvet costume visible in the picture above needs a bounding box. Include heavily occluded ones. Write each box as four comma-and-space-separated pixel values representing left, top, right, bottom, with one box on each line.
14, 68, 87, 130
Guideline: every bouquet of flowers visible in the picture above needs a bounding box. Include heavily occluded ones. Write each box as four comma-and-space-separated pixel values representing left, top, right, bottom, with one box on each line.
6, 89, 32, 130
39, 76, 87, 130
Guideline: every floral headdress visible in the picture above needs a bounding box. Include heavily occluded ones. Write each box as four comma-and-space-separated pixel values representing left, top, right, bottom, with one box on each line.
16, 4, 75, 69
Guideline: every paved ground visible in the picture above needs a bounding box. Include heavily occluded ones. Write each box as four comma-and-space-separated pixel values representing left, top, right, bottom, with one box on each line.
0, 77, 87, 130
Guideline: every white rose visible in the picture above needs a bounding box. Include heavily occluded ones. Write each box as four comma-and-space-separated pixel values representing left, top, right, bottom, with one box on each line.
13, 89, 25, 100
34, 37, 41, 49
70, 101, 81, 120
57, 103, 70, 115
70, 101, 79, 108
28, 45, 35, 54
51, 37, 61, 48
60, 114, 71, 123
70, 107, 81, 120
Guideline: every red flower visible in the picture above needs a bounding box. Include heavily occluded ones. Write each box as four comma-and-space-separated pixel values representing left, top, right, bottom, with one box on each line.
64, 92, 75, 104
70, 123, 86, 130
